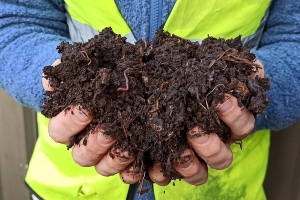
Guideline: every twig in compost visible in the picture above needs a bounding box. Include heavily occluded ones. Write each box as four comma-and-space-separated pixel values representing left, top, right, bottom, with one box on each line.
80, 51, 92, 65
205, 84, 226, 109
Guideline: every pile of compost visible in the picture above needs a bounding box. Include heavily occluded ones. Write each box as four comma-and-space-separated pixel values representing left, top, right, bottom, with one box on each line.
42, 27, 270, 179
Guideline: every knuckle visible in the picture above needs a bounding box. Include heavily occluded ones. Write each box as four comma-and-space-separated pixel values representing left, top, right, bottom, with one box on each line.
203, 144, 222, 158
226, 110, 243, 124
155, 179, 171, 186
95, 167, 113, 177
183, 167, 208, 186
241, 122, 254, 136
72, 148, 94, 167
220, 159, 232, 169
150, 174, 166, 183
95, 157, 121, 176
73, 158, 91, 167
233, 116, 255, 139
211, 156, 232, 170
49, 131, 67, 143
189, 176, 208, 186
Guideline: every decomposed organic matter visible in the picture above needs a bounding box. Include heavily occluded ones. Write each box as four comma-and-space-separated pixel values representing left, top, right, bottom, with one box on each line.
42, 27, 270, 179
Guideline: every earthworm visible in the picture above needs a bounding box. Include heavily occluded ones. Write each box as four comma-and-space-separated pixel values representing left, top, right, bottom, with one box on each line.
117, 68, 130, 92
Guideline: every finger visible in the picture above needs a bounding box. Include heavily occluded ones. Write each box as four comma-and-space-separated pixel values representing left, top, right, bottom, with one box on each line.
71, 127, 116, 167
42, 59, 61, 91
95, 150, 135, 176
120, 165, 141, 184
173, 149, 208, 186
188, 127, 233, 170
51, 58, 62, 66
148, 163, 171, 186
48, 105, 92, 144
215, 94, 254, 140
251, 60, 264, 78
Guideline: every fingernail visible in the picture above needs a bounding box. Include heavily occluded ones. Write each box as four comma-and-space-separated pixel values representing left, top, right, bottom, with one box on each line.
116, 152, 130, 163
97, 131, 114, 145
218, 98, 233, 114
192, 134, 210, 145
178, 154, 192, 169
73, 106, 90, 123
126, 166, 140, 175
189, 127, 210, 145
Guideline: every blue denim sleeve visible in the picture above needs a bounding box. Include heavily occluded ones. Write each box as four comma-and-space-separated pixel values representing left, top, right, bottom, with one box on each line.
0, 0, 70, 111
253, 0, 300, 131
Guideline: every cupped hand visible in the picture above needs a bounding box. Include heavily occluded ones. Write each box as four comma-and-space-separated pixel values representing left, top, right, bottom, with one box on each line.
144, 60, 265, 186
42, 59, 134, 177
141, 94, 255, 186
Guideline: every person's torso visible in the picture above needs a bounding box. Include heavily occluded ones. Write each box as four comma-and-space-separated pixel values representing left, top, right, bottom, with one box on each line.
26, 1, 272, 199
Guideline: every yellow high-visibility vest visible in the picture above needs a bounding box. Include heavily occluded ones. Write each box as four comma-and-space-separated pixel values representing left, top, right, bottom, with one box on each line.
26, 0, 271, 199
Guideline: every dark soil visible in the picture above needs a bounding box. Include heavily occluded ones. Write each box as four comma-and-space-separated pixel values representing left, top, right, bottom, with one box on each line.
42, 27, 270, 179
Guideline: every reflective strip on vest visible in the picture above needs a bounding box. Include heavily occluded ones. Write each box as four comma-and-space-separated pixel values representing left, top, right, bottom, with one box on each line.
65, 8, 137, 44
65, 0, 271, 49
26, 0, 272, 199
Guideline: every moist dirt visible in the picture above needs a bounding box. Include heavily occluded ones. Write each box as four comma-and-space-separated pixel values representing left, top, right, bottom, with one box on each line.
42, 27, 270, 179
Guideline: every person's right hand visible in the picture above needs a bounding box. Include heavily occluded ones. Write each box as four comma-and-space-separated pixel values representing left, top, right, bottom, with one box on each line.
42, 59, 135, 176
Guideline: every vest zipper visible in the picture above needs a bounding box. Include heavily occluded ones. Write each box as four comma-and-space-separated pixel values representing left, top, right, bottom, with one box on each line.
149, 0, 162, 41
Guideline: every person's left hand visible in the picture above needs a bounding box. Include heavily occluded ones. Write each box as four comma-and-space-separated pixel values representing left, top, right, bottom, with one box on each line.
120, 60, 265, 186
120, 94, 255, 186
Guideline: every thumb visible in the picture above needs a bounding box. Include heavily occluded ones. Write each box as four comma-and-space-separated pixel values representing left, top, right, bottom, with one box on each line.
42, 58, 61, 91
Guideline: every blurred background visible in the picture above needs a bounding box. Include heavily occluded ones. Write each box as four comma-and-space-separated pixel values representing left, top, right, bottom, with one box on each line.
1, 88, 300, 200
